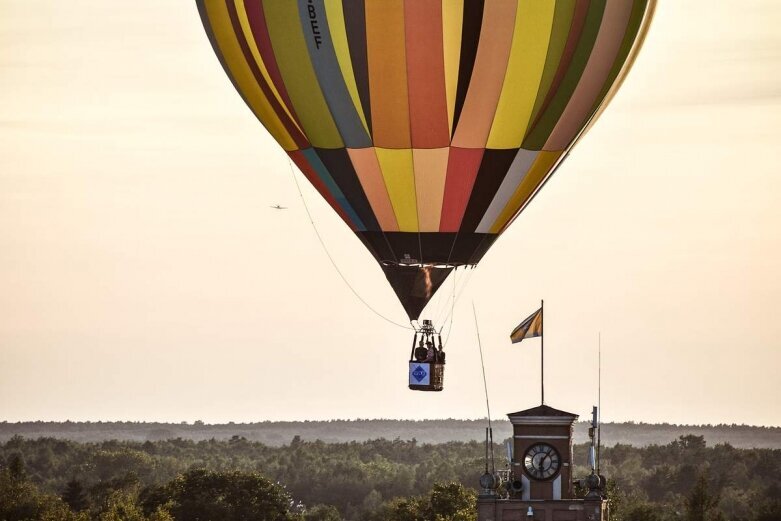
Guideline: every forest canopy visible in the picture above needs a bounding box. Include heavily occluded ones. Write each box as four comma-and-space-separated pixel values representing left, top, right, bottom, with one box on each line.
1, 434, 779, 520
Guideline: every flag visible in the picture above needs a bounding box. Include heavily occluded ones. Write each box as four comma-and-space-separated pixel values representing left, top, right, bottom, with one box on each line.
510, 307, 542, 344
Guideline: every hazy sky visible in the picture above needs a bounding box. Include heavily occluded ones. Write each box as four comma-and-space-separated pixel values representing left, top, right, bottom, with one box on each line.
1, 1, 780, 427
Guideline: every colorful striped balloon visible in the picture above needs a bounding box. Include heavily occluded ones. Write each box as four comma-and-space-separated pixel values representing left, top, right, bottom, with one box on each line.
197, 0, 655, 320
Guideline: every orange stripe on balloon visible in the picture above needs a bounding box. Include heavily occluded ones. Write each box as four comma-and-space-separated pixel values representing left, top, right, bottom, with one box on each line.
439, 147, 485, 232
404, 0, 450, 149
451, 0, 518, 148
346, 148, 400, 231
413, 148, 449, 232
366, 0, 410, 149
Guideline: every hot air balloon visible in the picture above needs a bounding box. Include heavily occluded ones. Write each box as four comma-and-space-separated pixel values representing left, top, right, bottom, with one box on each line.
196, 0, 655, 390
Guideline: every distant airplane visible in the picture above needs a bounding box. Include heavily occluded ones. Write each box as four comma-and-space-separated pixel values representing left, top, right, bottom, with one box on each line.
269, 204, 288, 210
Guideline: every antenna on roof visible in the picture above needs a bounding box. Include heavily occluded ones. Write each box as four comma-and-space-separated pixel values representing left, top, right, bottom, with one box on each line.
474, 301, 495, 473
588, 406, 597, 472
597, 332, 602, 475
484, 428, 489, 474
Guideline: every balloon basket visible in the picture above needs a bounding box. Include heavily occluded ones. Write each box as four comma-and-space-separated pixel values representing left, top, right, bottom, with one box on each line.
408, 361, 445, 392
408, 319, 445, 392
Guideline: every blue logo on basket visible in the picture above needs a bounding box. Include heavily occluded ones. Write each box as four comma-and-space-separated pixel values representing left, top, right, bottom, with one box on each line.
412, 365, 428, 383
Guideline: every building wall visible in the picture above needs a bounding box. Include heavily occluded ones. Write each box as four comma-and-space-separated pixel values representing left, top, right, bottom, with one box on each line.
477, 498, 607, 521
512, 422, 575, 499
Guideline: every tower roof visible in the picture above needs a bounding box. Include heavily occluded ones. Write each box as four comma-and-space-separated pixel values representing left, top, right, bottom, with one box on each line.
507, 404, 578, 420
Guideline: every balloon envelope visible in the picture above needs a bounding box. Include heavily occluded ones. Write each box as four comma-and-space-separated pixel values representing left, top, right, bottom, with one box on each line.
197, 0, 654, 320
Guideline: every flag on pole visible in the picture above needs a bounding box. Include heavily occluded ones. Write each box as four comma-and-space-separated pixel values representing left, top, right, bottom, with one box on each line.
510, 307, 543, 344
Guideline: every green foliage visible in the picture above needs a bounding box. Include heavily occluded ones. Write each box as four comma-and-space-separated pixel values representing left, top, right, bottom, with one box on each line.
622, 502, 662, 521
684, 473, 719, 521
428, 482, 476, 521
98, 490, 149, 521
143, 468, 299, 521
0, 434, 779, 521
373, 482, 476, 521
62, 478, 90, 511
754, 499, 781, 521
0, 457, 87, 521
304, 504, 342, 521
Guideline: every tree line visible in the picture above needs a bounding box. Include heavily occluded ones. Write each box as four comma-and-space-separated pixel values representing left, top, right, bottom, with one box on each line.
1, 434, 779, 520
2, 420, 779, 449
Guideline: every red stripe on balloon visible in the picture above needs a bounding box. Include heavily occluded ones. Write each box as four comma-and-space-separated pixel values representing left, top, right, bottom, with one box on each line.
404, 0, 450, 148
439, 147, 485, 232
288, 150, 355, 230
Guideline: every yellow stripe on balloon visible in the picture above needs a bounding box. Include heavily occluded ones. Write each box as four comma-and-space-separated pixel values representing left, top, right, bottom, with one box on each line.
375, 148, 418, 232
442, 0, 464, 135
323, 0, 370, 135
233, 0, 303, 136
451, 0, 518, 148
487, 0, 556, 149
262, 1, 343, 149
204, 1, 297, 150
488, 150, 562, 233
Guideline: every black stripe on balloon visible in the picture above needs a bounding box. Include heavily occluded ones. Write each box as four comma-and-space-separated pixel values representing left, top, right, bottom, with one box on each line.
459, 148, 519, 233
354, 233, 386, 262
357, 232, 396, 263
342, 0, 372, 136
357, 232, 496, 266
451, 0, 485, 137
464, 233, 498, 265
314, 148, 381, 232
380, 264, 454, 321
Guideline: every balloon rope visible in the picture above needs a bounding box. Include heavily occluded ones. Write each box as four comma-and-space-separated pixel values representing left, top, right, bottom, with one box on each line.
431, 265, 457, 327
440, 266, 477, 345
473, 301, 495, 473
434, 270, 458, 347
285, 160, 413, 331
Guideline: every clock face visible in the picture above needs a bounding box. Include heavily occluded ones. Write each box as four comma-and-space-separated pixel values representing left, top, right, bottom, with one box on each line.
523, 443, 561, 480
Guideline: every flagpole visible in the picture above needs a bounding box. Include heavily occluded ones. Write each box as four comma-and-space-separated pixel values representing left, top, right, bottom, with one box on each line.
541, 299, 544, 405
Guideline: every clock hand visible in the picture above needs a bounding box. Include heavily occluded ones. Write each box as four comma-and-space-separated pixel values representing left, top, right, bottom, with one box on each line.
536, 453, 548, 469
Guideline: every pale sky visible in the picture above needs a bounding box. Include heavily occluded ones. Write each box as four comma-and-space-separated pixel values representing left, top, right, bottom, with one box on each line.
1, 1, 780, 427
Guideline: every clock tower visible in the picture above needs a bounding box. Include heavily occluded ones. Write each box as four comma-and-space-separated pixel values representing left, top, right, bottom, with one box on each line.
510, 405, 576, 501
477, 404, 608, 521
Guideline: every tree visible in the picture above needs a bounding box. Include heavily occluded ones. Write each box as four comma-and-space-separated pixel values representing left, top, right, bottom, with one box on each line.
428, 482, 476, 521
685, 473, 719, 521
677, 435, 707, 451
7, 453, 26, 481
0, 465, 87, 521
754, 499, 781, 521
304, 504, 342, 521
147, 469, 300, 521
62, 479, 89, 512
623, 503, 662, 521
374, 482, 476, 521
99, 491, 148, 521
380, 496, 426, 521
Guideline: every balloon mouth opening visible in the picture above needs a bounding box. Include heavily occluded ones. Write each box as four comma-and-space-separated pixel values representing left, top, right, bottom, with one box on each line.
380, 260, 474, 269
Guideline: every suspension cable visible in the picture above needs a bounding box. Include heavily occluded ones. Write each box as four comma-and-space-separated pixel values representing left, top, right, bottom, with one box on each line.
285, 160, 413, 331
473, 301, 495, 473
440, 266, 478, 345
